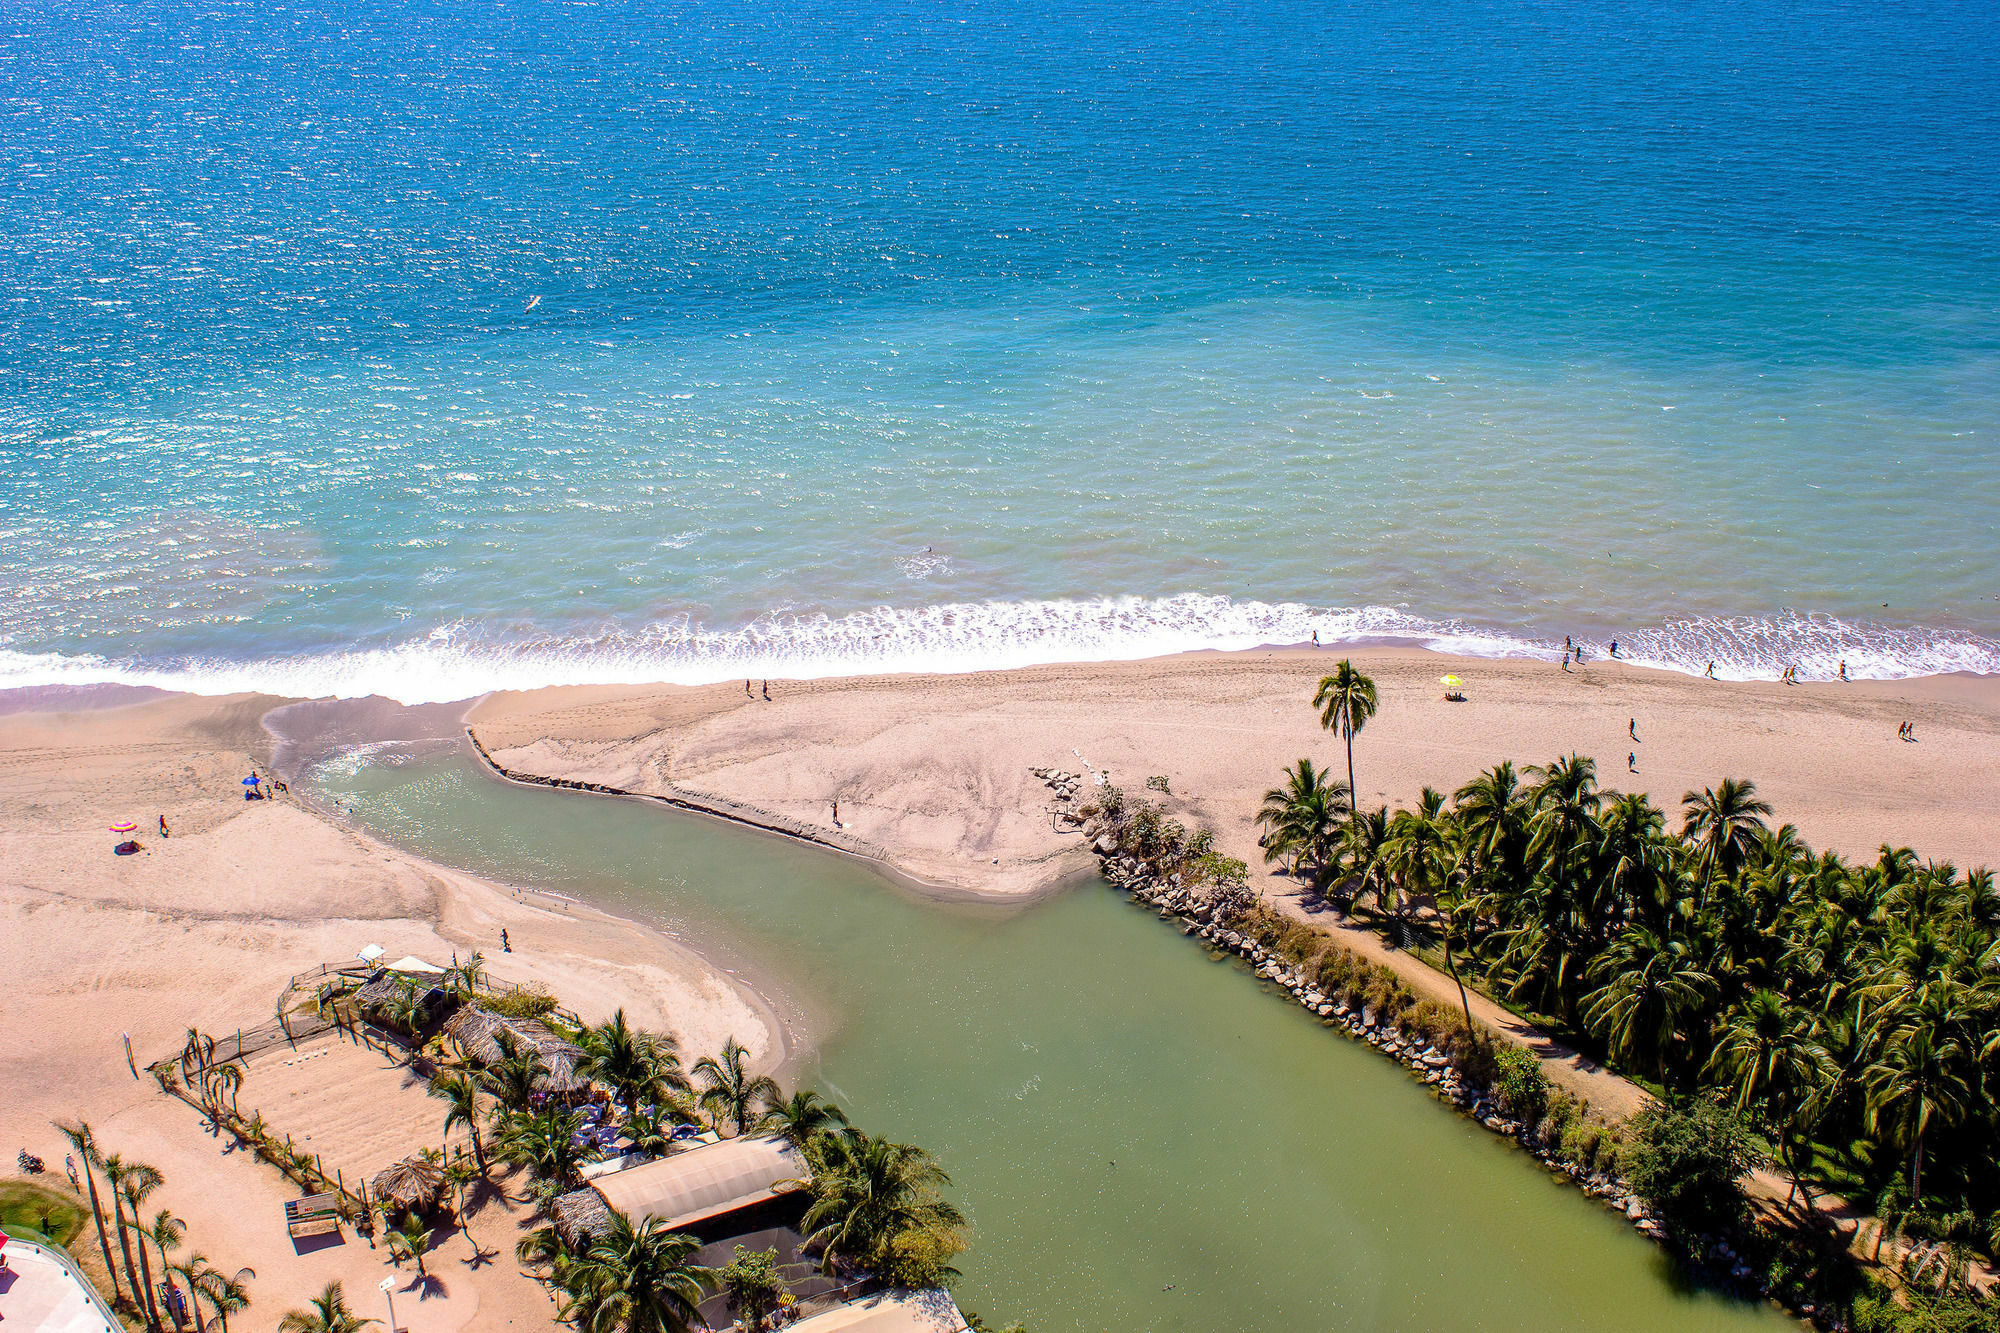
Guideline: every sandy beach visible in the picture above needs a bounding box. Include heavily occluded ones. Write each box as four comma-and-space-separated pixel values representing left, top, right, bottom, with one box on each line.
470, 646, 2000, 1116
5, 648, 1998, 1328
0, 688, 777, 1333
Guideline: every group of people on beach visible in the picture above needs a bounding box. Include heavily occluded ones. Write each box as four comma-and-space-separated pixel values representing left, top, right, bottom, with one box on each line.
744, 679, 770, 700
1898, 721, 1919, 742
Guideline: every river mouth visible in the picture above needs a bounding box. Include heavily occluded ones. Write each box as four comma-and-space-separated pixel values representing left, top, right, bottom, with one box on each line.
312, 744, 1793, 1332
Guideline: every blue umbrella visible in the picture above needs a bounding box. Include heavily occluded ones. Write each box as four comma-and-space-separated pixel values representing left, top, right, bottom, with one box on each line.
242, 775, 260, 786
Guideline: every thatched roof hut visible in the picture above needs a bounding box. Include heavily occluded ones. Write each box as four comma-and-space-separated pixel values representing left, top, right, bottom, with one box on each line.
550, 1188, 615, 1248
371, 1156, 445, 1213
442, 1007, 588, 1094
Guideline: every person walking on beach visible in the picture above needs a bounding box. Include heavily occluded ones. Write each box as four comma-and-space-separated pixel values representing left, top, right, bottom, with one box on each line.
1705, 661, 1717, 679
501, 928, 511, 953
762, 679, 771, 699
1562, 650, 1572, 673
745, 679, 752, 697
832, 798, 841, 827
1839, 660, 1849, 681
1629, 718, 1638, 742
1629, 752, 1637, 773
1311, 630, 1319, 648
159, 814, 169, 838
1610, 640, 1619, 658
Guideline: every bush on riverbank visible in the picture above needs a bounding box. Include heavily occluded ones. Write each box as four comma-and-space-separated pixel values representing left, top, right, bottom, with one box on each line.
1622, 1099, 1761, 1239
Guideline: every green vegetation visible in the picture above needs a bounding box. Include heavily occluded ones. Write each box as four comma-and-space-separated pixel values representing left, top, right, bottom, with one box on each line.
486, 982, 561, 1021
0, 1177, 86, 1249
1621, 1099, 1761, 1237
715, 1245, 786, 1330
1235, 672, 2000, 1321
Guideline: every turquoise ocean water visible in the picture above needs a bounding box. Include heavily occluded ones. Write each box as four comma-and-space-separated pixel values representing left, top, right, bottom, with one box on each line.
6, 0, 1999, 699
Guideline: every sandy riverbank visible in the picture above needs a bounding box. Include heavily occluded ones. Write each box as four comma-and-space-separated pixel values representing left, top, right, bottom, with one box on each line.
467, 646, 2000, 1117
0, 688, 779, 1333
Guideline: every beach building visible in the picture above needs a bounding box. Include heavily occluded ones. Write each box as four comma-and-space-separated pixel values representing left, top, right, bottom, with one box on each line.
0, 1234, 121, 1333
551, 1134, 964, 1330
439, 1005, 589, 1095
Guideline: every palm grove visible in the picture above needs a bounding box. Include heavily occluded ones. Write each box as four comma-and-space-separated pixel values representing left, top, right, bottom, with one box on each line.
1257, 663, 1999, 1248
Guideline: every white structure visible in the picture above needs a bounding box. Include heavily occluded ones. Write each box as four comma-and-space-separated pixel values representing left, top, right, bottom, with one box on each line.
0, 1235, 120, 1333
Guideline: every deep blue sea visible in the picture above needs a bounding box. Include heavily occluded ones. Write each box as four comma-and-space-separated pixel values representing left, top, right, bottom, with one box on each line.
5, 0, 1999, 700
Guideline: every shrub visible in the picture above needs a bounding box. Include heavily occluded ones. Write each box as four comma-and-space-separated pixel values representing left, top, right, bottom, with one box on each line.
1451, 1035, 1500, 1091
1493, 1045, 1548, 1123
1314, 950, 1354, 994
487, 985, 560, 1021
1621, 1098, 1760, 1239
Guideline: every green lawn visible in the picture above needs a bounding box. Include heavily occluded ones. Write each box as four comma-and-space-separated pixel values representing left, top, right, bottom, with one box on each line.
0, 1177, 88, 1250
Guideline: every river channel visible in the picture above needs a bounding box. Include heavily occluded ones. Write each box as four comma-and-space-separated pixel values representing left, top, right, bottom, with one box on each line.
313, 745, 1792, 1332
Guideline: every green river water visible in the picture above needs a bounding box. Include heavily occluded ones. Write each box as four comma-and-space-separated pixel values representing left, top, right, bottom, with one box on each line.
314, 747, 1793, 1332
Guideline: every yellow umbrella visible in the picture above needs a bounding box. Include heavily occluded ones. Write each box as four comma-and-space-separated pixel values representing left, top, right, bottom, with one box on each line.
1439, 675, 1461, 686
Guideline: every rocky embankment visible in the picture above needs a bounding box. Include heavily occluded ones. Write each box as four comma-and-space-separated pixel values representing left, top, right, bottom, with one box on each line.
1034, 766, 1670, 1243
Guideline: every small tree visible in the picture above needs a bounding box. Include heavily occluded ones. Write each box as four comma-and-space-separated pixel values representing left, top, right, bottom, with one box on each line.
1492, 1045, 1548, 1125
1622, 1099, 1761, 1239
717, 1245, 785, 1330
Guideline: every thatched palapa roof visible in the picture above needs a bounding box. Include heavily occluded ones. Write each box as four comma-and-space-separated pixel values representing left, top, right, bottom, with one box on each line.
442, 1006, 589, 1094
550, 1188, 615, 1248
371, 1155, 445, 1211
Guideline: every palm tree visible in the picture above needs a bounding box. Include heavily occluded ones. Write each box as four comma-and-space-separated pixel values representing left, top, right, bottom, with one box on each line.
1337, 807, 1392, 911
54, 1119, 125, 1306
692, 1039, 778, 1138
278, 1281, 377, 1333
169, 1252, 252, 1333
386, 1215, 434, 1277
494, 1105, 591, 1186
556, 1214, 714, 1333
139, 1210, 185, 1323
478, 1032, 546, 1112
802, 1132, 966, 1282
756, 1089, 848, 1157
448, 951, 487, 1003
382, 980, 427, 1038
578, 1010, 689, 1118
99, 1154, 151, 1324
1383, 787, 1453, 925
1862, 1025, 1970, 1203
1580, 927, 1718, 1082
1681, 778, 1772, 902
1452, 761, 1526, 884
1312, 661, 1378, 806
1255, 758, 1351, 884
427, 1071, 487, 1172
114, 1160, 168, 1328
1705, 990, 1833, 1205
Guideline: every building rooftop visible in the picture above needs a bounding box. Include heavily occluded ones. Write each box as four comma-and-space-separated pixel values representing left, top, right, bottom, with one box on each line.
589, 1134, 808, 1233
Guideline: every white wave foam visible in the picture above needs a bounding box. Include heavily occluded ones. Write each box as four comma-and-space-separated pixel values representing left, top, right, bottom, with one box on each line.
0, 598, 1993, 705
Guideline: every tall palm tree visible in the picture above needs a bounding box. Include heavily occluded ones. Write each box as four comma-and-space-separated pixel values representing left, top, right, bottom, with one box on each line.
1337, 806, 1392, 911
278, 1281, 377, 1333
1452, 761, 1526, 884
478, 1032, 546, 1112
139, 1210, 185, 1323
1705, 990, 1833, 1204
1681, 778, 1772, 902
577, 1010, 688, 1117
1862, 1025, 1970, 1203
556, 1214, 714, 1333
692, 1040, 779, 1138
1312, 661, 1378, 807
1383, 787, 1453, 924
114, 1160, 167, 1329
53, 1119, 125, 1306
1255, 758, 1351, 884
427, 1071, 488, 1172
801, 1132, 966, 1280
99, 1153, 150, 1324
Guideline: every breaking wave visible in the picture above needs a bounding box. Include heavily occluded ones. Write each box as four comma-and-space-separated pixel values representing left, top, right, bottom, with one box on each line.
0, 597, 1994, 705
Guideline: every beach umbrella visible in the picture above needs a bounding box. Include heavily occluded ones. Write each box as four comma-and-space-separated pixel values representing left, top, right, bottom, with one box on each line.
1439, 675, 1461, 686
110, 821, 138, 833
241, 775, 260, 786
